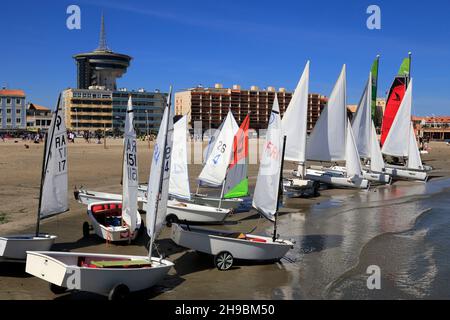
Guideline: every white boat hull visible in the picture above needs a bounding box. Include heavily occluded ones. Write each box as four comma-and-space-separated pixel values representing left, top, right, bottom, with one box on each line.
138, 185, 243, 210
384, 167, 428, 181
306, 169, 370, 189
87, 201, 142, 242
328, 165, 392, 184
0, 234, 57, 262
171, 224, 293, 261
76, 188, 231, 224
25, 251, 173, 296
385, 163, 432, 172
75, 190, 145, 208
189, 194, 243, 210
167, 200, 230, 223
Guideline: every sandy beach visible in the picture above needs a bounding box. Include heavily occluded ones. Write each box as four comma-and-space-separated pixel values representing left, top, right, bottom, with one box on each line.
1, 138, 449, 299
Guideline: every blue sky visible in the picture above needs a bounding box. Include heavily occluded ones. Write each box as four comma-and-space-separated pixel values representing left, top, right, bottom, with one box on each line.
1, 0, 449, 115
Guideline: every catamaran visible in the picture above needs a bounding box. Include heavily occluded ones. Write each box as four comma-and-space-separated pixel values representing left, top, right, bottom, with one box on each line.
25, 93, 175, 300
0, 95, 67, 262
304, 65, 370, 189
327, 71, 391, 184
381, 79, 429, 181
171, 95, 294, 271
280, 61, 320, 197
82, 96, 142, 241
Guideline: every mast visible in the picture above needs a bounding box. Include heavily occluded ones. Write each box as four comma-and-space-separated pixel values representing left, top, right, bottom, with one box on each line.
149, 86, 172, 259
35, 131, 49, 237
35, 94, 61, 236
273, 135, 287, 242
407, 51, 412, 87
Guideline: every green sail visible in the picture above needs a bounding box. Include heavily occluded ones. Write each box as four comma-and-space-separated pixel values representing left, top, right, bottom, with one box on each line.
224, 178, 248, 199
370, 56, 379, 124
398, 57, 410, 77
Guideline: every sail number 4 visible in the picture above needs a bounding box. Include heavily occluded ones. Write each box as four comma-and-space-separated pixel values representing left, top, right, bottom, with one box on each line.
212, 140, 226, 165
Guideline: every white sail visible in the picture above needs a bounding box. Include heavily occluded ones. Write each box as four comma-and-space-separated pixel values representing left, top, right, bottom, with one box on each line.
121, 96, 138, 232
281, 61, 309, 163
252, 94, 283, 222
382, 79, 413, 157
369, 121, 385, 172
345, 120, 363, 178
40, 97, 68, 218
157, 105, 174, 234
351, 72, 372, 158
198, 110, 238, 186
203, 121, 224, 165
306, 65, 347, 161
407, 123, 423, 170
145, 106, 170, 239
170, 115, 190, 199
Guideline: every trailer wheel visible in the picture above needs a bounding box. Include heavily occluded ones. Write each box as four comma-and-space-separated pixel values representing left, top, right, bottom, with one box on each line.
166, 214, 178, 227
82, 222, 90, 238
108, 284, 130, 301
313, 181, 320, 197
49, 283, 67, 295
214, 251, 234, 271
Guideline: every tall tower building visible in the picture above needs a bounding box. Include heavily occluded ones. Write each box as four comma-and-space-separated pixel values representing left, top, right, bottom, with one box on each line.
73, 14, 132, 90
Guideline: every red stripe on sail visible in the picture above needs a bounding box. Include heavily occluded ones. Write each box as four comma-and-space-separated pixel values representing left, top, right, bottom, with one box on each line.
229, 115, 249, 168
380, 78, 406, 145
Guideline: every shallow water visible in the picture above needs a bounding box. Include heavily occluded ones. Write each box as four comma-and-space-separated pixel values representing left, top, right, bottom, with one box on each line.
263, 178, 450, 299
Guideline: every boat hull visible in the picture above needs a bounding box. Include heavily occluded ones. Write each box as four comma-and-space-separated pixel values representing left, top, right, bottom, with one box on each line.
87, 201, 142, 242
306, 169, 370, 189
328, 165, 392, 184
25, 251, 173, 296
384, 167, 428, 181
76, 189, 231, 224
189, 194, 243, 210
139, 185, 243, 210
171, 224, 293, 261
0, 234, 57, 262
167, 200, 230, 223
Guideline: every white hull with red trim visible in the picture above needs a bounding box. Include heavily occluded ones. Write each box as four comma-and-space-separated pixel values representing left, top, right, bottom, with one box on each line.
87, 201, 142, 242
171, 223, 293, 261
25, 251, 173, 297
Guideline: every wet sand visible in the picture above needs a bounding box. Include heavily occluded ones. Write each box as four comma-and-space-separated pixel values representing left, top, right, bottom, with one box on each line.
0, 139, 449, 299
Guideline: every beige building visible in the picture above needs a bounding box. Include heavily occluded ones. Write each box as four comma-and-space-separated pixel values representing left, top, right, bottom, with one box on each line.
64, 88, 113, 132
26, 103, 53, 131
175, 84, 327, 132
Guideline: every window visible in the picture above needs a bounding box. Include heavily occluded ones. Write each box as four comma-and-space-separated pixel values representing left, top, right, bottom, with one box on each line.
16, 118, 21, 124
6, 98, 11, 104
6, 109, 11, 114
36, 120, 41, 126
16, 98, 21, 104
7, 118, 11, 123
16, 109, 21, 114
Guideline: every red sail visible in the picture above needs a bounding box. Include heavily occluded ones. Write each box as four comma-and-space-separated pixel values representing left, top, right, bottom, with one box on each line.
380, 77, 406, 145
229, 114, 249, 168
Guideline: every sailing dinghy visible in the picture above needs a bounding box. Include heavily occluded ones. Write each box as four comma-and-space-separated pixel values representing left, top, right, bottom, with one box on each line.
75, 113, 231, 224
305, 65, 369, 189
193, 111, 244, 209
82, 96, 142, 241
0, 95, 67, 262
171, 95, 294, 270
281, 61, 320, 197
25, 94, 175, 300
381, 79, 428, 181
